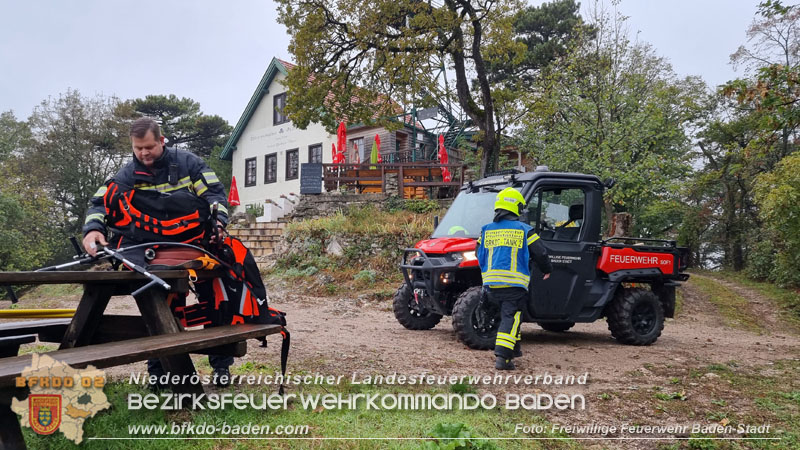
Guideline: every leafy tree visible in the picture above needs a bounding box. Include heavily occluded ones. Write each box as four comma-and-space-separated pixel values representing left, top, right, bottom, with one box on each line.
488, 0, 591, 86
753, 152, 800, 286
0, 112, 62, 271
489, 0, 591, 140
118, 94, 232, 159
520, 6, 704, 235
0, 111, 32, 162
693, 100, 763, 270
725, 0, 800, 163
276, 0, 526, 176
24, 90, 130, 235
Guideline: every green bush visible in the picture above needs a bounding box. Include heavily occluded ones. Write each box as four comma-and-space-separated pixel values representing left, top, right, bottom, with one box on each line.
353, 269, 377, 287
745, 239, 776, 281
754, 153, 800, 287
245, 203, 264, 217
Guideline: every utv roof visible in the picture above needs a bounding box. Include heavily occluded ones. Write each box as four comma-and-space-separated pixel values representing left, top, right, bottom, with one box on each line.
463, 169, 603, 190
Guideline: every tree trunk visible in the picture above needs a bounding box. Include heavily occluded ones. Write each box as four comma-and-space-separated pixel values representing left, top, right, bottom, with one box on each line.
448, 2, 498, 178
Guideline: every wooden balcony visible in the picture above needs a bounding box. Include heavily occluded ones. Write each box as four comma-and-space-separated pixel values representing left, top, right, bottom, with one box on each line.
322, 162, 466, 199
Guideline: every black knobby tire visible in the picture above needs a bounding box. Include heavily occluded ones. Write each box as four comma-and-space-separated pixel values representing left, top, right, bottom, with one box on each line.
452, 286, 500, 350
538, 321, 575, 332
392, 283, 442, 330
606, 288, 664, 345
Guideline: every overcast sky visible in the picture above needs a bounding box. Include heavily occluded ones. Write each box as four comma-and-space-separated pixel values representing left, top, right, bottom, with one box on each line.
0, 1, 761, 126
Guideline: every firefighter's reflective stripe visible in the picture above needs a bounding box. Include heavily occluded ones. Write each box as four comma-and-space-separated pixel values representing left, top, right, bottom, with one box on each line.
84, 213, 105, 224
92, 186, 107, 198
527, 233, 540, 245
193, 178, 208, 196
202, 171, 220, 184
510, 311, 522, 337
495, 312, 522, 350
134, 176, 193, 193
482, 269, 530, 286
217, 204, 228, 216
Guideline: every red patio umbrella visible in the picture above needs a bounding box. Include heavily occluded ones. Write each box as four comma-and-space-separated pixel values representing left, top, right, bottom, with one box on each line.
331, 143, 338, 163
375, 134, 382, 163
228, 175, 241, 206
438, 135, 452, 182
336, 121, 347, 164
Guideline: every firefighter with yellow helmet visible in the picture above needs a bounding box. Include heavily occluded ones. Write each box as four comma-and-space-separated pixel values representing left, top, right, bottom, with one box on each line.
477, 187, 552, 370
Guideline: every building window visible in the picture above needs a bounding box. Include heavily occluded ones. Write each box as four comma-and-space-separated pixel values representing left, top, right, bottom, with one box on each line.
244, 157, 257, 187
273, 93, 288, 125
286, 149, 299, 180
265, 153, 277, 184
350, 137, 364, 163
308, 143, 323, 164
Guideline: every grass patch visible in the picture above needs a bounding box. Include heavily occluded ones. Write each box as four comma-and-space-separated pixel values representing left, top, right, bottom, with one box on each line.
18, 343, 58, 355
600, 360, 800, 450
712, 270, 800, 332
688, 275, 764, 333
21, 382, 577, 449
271, 205, 438, 298
25, 284, 83, 299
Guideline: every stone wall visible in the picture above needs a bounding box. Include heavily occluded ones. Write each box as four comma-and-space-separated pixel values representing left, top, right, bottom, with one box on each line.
291, 193, 391, 220
290, 192, 453, 221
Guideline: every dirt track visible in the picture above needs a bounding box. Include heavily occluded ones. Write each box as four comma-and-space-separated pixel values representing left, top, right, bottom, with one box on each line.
29, 275, 799, 395
10, 275, 800, 448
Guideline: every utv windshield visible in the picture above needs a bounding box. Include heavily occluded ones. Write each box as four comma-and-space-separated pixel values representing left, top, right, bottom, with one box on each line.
432, 190, 499, 238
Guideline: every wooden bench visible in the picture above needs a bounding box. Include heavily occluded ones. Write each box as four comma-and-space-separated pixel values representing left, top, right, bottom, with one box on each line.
0, 318, 72, 339
0, 323, 281, 386
0, 316, 249, 357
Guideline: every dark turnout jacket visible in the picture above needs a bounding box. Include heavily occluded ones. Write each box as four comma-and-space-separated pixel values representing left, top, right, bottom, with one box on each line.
82, 147, 228, 238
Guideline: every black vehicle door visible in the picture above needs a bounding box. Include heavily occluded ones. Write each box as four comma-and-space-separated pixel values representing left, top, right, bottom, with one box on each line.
522, 182, 600, 320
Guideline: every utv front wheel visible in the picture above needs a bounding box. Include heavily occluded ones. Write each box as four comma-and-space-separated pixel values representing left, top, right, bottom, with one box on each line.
606, 288, 664, 345
452, 286, 500, 350
393, 283, 442, 330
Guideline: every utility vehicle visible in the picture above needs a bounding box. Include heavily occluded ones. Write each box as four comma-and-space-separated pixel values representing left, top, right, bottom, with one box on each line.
394, 168, 689, 349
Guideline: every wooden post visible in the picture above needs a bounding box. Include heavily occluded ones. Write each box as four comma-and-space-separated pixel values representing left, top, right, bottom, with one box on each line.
59, 284, 115, 349
399, 165, 405, 199
0, 388, 26, 450
134, 289, 204, 395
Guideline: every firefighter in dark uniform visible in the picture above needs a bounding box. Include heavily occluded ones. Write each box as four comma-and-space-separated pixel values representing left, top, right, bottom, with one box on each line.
81, 117, 233, 386
477, 187, 552, 370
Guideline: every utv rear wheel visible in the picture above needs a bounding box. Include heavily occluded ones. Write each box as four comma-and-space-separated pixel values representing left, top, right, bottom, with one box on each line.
393, 283, 442, 330
452, 286, 500, 350
607, 288, 664, 345
538, 321, 575, 332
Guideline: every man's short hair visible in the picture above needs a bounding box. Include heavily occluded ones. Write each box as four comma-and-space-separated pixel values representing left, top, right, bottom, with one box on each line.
130, 117, 162, 139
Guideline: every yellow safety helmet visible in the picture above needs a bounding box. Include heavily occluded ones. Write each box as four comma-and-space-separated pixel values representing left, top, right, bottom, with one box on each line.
494, 187, 526, 216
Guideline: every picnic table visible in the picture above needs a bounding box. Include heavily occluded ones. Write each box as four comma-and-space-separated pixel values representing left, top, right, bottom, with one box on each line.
0, 270, 281, 449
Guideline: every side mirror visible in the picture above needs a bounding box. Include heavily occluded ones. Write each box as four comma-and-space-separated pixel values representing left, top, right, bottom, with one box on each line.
604, 178, 616, 189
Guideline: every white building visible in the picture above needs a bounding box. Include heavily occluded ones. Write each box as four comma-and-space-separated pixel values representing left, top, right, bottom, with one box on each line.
221, 58, 334, 216
222, 57, 459, 216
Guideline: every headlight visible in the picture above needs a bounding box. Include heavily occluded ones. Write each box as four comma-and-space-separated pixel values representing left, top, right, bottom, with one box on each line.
439, 272, 454, 284
461, 251, 477, 261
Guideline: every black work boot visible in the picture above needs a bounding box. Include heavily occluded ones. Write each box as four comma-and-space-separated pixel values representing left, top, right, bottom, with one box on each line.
495, 356, 515, 370
213, 367, 231, 387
